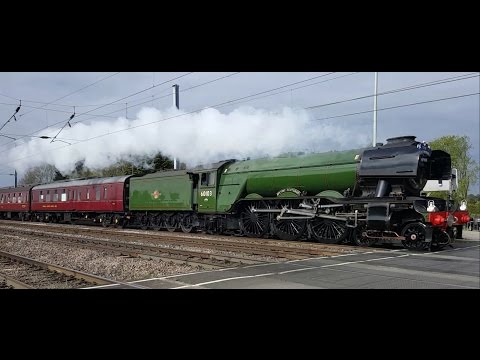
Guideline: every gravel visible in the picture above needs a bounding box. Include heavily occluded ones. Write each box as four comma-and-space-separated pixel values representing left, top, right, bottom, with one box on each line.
0, 235, 199, 284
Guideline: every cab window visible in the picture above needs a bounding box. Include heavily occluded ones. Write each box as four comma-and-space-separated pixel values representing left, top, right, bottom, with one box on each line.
201, 172, 216, 186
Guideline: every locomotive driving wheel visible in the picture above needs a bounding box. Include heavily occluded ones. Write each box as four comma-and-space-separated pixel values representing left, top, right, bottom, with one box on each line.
272, 200, 306, 241
401, 222, 429, 250
309, 217, 348, 244
239, 201, 270, 238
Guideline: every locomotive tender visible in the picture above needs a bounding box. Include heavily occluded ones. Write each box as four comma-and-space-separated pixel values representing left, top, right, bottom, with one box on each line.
0, 136, 470, 250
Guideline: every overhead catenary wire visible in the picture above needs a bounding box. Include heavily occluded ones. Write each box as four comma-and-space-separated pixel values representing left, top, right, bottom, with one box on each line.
74, 72, 243, 121
0, 71, 314, 129
0, 72, 196, 149
0, 92, 20, 101
214, 72, 360, 109
312, 92, 479, 122
305, 72, 479, 110
17, 72, 121, 119
0, 72, 242, 149
2, 72, 475, 118
19, 72, 241, 111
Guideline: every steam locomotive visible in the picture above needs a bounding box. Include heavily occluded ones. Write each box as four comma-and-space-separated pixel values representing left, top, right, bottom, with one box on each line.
0, 136, 470, 250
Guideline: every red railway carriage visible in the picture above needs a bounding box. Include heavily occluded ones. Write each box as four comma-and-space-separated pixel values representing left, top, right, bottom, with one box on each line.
0, 185, 33, 220
30, 176, 132, 224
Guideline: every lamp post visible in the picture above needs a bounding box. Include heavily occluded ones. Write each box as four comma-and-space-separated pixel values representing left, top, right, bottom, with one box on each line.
372, 72, 378, 147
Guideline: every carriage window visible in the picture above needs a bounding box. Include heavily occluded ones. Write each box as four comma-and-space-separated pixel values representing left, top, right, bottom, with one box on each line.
40, 191, 44, 202
12, 193, 16, 203
96, 187, 101, 200
78, 191, 82, 201
104, 187, 107, 199
53, 190, 58, 201
61, 189, 67, 202
0, 194, 3, 203
86, 189, 90, 200
73, 190, 76, 201
18, 193, 22, 203
7, 194, 11, 203
46, 190, 51, 202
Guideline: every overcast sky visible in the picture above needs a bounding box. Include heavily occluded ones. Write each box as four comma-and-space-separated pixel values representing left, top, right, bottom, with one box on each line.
0, 72, 478, 193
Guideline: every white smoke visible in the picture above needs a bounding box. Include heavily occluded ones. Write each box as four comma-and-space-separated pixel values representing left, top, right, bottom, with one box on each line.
8, 106, 370, 175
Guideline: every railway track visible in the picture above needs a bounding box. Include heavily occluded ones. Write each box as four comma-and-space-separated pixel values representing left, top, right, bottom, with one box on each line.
0, 249, 145, 289
0, 225, 268, 270
0, 220, 368, 262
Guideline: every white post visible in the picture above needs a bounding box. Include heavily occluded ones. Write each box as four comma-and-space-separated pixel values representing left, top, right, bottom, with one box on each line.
172, 84, 179, 170
372, 72, 378, 147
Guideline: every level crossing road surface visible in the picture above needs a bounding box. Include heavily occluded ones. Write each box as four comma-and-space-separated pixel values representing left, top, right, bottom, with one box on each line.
88, 230, 479, 289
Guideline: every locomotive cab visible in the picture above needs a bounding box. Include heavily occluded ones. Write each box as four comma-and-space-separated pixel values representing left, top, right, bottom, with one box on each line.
191, 160, 235, 213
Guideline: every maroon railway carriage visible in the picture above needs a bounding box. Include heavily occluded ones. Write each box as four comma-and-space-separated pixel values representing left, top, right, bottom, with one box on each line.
0, 185, 33, 220
30, 176, 132, 225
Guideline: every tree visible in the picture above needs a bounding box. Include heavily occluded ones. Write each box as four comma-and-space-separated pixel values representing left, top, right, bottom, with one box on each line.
70, 160, 101, 179
467, 194, 480, 217
429, 135, 479, 202
19, 164, 62, 185
152, 152, 174, 171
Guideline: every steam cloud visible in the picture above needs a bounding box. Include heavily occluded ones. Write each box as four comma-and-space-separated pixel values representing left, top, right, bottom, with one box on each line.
8, 106, 370, 176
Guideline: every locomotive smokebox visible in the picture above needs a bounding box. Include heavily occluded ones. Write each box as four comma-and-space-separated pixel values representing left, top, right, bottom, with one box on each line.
358, 135, 452, 196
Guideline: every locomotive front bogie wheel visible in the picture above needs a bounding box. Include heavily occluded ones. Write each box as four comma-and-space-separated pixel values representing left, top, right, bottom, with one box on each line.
352, 228, 377, 247
309, 217, 348, 244
401, 222, 429, 250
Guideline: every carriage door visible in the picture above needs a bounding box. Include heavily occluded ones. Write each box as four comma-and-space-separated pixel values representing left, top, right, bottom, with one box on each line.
198, 171, 217, 212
